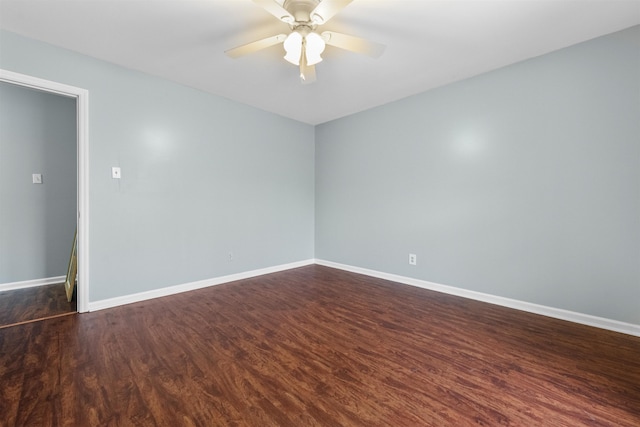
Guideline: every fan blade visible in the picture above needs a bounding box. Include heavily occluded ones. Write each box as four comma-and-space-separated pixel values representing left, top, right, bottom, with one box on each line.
300, 62, 317, 84
310, 0, 354, 24
225, 34, 287, 58
321, 31, 385, 58
253, 0, 295, 23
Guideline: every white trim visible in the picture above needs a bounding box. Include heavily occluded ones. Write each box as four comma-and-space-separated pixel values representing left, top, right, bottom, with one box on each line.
0, 69, 90, 313
88, 259, 315, 312
0, 276, 66, 292
314, 259, 640, 338
0, 69, 83, 98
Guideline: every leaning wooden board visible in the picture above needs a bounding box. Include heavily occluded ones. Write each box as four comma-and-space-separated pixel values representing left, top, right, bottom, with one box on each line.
64, 229, 77, 302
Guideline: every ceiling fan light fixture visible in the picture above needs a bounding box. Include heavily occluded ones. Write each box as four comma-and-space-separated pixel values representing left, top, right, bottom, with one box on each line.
304, 31, 325, 66
283, 31, 303, 65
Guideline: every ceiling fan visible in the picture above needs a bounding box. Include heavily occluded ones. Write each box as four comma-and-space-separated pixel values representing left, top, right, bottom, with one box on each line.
225, 0, 385, 84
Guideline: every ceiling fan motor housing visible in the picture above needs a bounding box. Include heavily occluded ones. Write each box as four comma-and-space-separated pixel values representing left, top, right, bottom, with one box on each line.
283, 0, 321, 24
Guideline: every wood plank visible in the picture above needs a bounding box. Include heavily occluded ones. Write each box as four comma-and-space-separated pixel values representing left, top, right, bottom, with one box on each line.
64, 229, 77, 302
1, 265, 638, 426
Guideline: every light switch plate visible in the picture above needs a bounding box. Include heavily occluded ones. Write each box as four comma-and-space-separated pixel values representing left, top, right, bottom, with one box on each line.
32, 173, 43, 184
112, 167, 121, 179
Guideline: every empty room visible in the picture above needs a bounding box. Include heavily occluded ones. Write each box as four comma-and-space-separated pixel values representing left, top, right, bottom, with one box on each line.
0, 0, 639, 426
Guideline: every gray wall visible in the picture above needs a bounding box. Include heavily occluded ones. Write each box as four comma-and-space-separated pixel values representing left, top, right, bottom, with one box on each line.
316, 26, 640, 325
2, 26, 638, 325
0, 30, 315, 301
0, 82, 77, 283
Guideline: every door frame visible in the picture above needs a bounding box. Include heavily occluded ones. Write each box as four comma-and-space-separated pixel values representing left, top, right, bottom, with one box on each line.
0, 69, 89, 313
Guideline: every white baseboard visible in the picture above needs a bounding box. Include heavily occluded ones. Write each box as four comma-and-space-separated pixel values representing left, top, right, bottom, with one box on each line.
85, 257, 640, 338
88, 259, 315, 312
0, 276, 66, 292
315, 259, 640, 338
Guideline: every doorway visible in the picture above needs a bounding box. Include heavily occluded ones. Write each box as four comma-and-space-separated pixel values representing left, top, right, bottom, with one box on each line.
0, 69, 89, 321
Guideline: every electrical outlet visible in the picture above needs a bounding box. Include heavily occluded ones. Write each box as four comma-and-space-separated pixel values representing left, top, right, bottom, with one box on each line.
409, 253, 417, 266
228, 251, 234, 262
112, 167, 121, 179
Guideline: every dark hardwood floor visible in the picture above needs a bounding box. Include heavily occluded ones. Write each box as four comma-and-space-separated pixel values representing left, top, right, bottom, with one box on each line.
1, 265, 638, 426
0, 283, 76, 328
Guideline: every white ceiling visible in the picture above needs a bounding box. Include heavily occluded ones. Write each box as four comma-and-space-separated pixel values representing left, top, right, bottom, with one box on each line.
1, 0, 639, 124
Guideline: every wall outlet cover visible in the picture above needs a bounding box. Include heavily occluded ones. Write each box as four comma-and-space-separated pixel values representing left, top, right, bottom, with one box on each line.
409, 253, 417, 265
